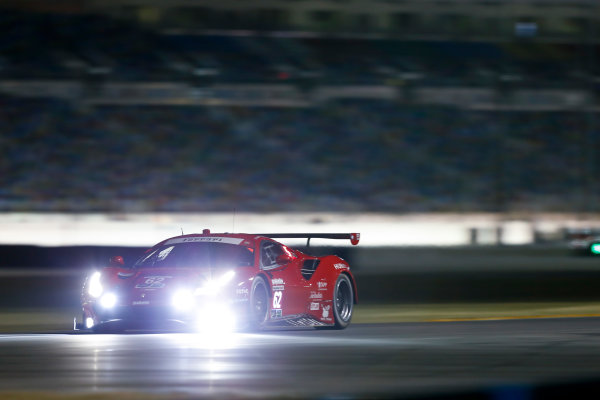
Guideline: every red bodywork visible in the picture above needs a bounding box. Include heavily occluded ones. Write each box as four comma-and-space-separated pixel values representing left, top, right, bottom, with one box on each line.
78, 231, 359, 331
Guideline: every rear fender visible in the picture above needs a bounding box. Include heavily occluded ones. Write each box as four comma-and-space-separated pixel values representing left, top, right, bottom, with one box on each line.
310, 255, 357, 303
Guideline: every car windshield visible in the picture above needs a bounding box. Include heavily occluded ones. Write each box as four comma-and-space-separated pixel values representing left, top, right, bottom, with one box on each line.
133, 242, 254, 269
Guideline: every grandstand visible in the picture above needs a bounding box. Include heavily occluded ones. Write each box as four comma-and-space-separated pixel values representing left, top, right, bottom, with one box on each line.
0, 1, 598, 214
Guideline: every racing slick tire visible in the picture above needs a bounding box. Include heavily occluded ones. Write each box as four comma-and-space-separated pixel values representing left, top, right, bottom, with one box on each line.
248, 275, 269, 330
332, 273, 354, 329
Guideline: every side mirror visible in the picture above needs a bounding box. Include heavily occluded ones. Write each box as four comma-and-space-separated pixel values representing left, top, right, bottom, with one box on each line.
109, 256, 124, 267
276, 253, 293, 265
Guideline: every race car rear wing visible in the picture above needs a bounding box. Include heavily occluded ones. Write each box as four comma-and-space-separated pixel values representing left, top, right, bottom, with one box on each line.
258, 233, 360, 247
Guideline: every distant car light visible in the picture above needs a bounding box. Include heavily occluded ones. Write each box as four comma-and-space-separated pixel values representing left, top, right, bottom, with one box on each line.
88, 271, 103, 298
85, 317, 95, 329
172, 289, 195, 311
99, 292, 117, 309
591, 244, 600, 254
195, 270, 235, 296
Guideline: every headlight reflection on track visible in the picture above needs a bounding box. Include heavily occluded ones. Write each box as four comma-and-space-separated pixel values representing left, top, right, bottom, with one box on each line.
195, 303, 237, 335
169, 329, 240, 350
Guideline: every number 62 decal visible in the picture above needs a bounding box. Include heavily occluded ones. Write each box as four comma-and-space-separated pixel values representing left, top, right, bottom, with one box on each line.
272, 291, 283, 309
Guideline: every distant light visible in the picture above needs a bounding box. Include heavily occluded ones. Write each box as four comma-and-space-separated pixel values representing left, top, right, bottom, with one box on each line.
590, 244, 600, 254
515, 22, 537, 37
85, 318, 95, 329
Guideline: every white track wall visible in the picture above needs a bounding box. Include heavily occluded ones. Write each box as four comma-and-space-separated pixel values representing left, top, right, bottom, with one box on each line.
0, 212, 595, 247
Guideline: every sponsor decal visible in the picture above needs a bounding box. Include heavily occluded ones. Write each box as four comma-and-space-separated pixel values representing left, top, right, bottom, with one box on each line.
236, 288, 249, 295
135, 276, 171, 289
272, 278, 285, 291
272, 291, 283, 309
270, 309, 282, 319
317, 281, 327, 290
310, 302, 320, 311
309, 291, 323, 299
132, 301, 150, 305
321, 304, 332, 321
157, 246, 174, 261
165, 237, 244, 245
334, 263, 348, 270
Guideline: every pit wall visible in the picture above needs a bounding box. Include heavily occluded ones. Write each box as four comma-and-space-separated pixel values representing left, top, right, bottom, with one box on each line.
1, 244, 600, 309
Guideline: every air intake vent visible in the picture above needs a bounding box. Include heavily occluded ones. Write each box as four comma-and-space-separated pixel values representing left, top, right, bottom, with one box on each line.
301, 259, 320, 280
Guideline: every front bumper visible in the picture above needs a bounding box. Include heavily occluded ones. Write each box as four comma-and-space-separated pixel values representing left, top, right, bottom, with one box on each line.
77, 300, 246, 332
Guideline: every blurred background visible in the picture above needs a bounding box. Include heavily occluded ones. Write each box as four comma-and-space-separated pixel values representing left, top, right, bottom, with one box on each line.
2, 3, 600, 398
0, 1, 600, 257
0, 0, 598, 247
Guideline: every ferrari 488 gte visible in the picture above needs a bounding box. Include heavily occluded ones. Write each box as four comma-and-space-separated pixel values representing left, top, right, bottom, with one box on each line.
75, 230, 359, 332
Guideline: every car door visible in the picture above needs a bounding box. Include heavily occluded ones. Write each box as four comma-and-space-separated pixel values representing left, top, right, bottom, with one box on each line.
259, 239, 306, 319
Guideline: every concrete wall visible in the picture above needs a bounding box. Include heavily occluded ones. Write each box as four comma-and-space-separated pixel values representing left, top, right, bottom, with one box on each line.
1, 244, 600, 309
1, 212, 598, 247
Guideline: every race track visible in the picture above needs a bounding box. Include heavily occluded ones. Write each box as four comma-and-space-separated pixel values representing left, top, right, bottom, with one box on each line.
2, 319, 600, 399
2, 245, 600, 399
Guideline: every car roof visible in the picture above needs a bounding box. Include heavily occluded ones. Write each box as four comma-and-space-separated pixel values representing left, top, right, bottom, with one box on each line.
153, 231, 270, 248
152, 230, 360, 248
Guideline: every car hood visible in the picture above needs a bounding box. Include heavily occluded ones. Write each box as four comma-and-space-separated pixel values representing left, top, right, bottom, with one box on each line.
114, 267, 224, 305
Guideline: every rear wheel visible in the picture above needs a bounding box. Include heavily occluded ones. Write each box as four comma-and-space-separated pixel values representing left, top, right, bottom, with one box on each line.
249, 276, 269, 330
332, 274, 354, 329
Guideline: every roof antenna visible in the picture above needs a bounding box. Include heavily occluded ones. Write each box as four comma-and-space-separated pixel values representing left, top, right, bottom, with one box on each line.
181, 227, 184, 235
232, 208, 236, 233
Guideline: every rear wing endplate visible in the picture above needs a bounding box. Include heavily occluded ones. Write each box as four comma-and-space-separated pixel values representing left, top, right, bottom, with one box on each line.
258, 233, 360, 247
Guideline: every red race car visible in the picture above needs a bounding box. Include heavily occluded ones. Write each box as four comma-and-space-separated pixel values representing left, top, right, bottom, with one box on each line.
75, 230, 359, 332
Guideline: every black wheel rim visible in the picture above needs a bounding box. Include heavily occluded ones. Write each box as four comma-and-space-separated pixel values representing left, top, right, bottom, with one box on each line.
253, 283, 268, 323
335, 278, 353, 322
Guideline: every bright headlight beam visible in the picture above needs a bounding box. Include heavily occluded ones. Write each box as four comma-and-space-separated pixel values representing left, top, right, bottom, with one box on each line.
172, 289, 195, 311
88, 271, 103, 298
196, 303, 236, 334
195, 270, 235, 296
219, 270, 235, 285
99, 292, 117, 309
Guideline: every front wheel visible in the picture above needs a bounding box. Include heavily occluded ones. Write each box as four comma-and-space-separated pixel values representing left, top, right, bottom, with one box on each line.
332, 274, 354, 329
248, 276, 269, 330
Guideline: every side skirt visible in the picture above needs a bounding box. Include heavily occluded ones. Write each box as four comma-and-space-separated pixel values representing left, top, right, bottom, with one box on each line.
268, 313, 331, 328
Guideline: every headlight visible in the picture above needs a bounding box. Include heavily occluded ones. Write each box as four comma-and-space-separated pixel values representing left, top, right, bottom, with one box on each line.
196, 303, 236, 333
195, 270, 235, 296
172, 289, 195, 311
88, 271, 103, 298
99, 292, 117, 309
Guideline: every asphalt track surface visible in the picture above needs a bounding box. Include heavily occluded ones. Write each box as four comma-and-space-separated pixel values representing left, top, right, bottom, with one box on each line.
2, 319, 600, 399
